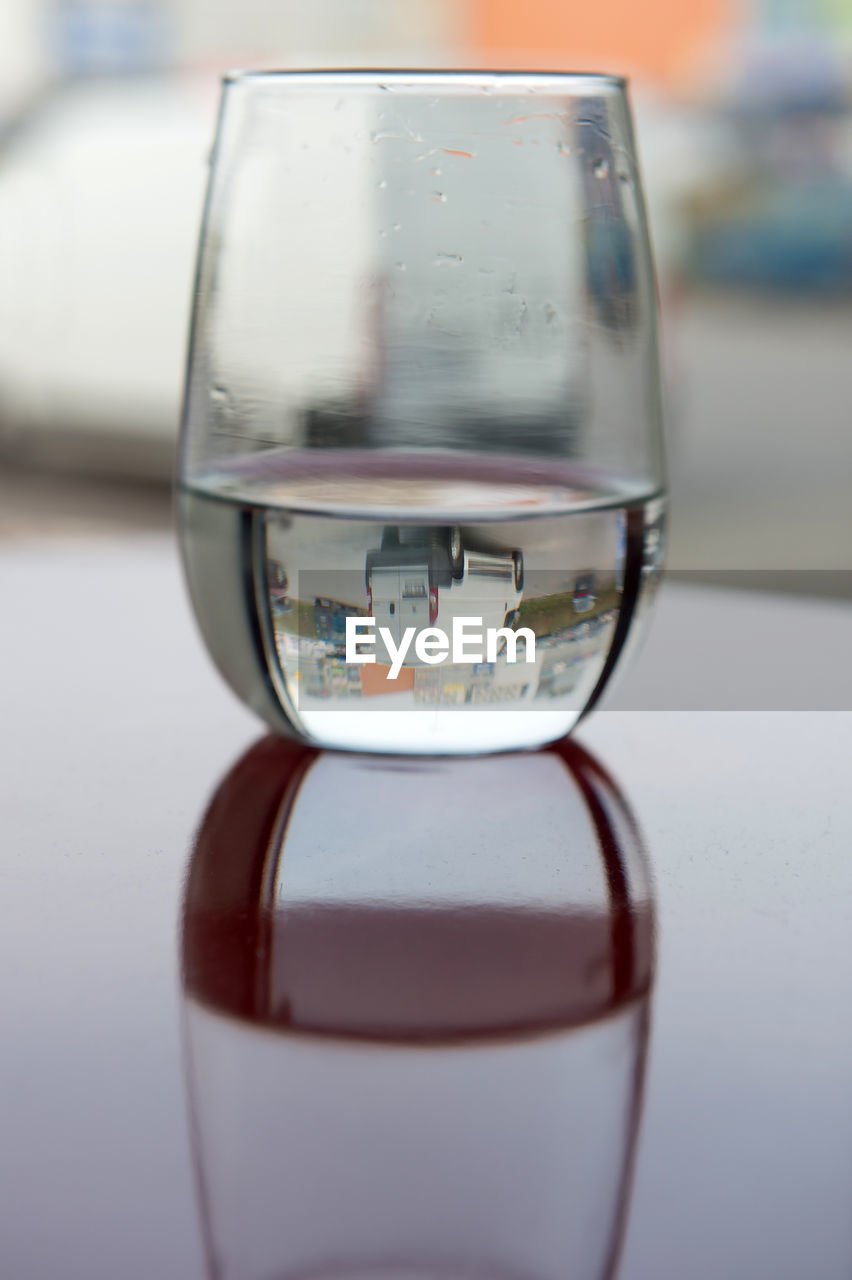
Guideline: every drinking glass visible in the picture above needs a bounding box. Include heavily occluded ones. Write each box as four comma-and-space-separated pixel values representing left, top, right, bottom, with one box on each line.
178, 71, 666, 754
182, 735, 654, 1280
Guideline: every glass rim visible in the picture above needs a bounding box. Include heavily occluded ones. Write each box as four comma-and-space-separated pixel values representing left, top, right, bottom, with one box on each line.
221, 68, 628, 93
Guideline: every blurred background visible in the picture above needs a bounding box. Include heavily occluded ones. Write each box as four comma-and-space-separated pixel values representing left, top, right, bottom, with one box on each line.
0, 0, 850, 586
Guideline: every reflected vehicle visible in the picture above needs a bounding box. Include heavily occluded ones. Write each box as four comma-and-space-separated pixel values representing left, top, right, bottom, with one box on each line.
573, 572, 597, 613
365, 526, 524, 665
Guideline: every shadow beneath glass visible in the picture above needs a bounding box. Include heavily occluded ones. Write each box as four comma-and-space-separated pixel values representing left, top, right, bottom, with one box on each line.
182, 738, 655, 1280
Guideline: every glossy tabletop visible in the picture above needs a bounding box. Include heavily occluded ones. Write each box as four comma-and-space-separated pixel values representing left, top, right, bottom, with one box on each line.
1, 533, 851, 1279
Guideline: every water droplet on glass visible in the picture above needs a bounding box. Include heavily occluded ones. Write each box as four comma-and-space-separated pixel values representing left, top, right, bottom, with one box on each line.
393, 262, 407, 272
392, 222, 401, 231
432, 191, 447, 203
434, 252, 462, 266
557, 140, 571, 157
378, 229, 387, 238
430, 167, 442, 177
593, 157, 609, 179
377, 178, 388, 190
210, 386, 231, 416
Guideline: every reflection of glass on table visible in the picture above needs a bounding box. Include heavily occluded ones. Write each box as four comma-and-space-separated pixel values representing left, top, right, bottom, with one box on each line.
182, 736, 655, 1280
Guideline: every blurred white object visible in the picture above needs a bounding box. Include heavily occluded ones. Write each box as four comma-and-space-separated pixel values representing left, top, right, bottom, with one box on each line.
630, 90, 741, 289
0, 77, 214, 476
0, 0, 48, 122
0, 75, 735, 480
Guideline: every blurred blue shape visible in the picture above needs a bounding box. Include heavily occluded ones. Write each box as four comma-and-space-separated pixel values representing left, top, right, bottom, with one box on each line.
50, 0, 169, 76
691, 181, 852, 293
